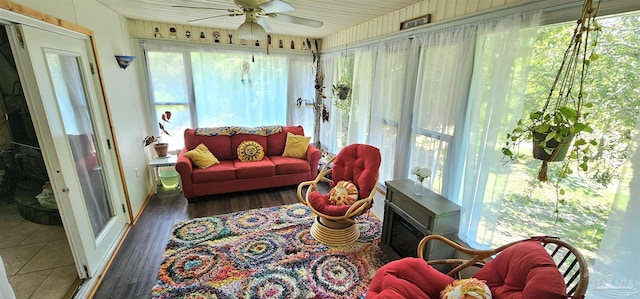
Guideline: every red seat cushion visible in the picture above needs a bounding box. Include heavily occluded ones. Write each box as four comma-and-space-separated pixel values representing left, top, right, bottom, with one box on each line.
269, 156, 310, 174
308, 191, 351, 216
472, 240, 568, 299
366, 258, 455, 299
234, 158, 275, 179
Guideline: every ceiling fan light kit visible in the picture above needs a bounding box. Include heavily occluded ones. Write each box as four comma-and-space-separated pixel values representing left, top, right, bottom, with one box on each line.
177, 0, 322, 42
236, 12, 268, 40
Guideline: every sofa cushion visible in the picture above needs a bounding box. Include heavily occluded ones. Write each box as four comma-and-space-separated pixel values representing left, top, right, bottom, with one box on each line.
270, 156, 310, 174
235, 158, 276, 179
237, 140, 265, 162
184, 143, 219, 169
282, 132, 310, 159
191, 160, 236, 183
267, 126, 304, 156
231, 135, 267, 160
472, 240, 568, 299
184, 129, 234, 160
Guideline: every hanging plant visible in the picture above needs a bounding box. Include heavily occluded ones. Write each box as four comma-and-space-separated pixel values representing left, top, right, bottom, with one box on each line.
332, 78, 352, 111
501, 0, 601, 220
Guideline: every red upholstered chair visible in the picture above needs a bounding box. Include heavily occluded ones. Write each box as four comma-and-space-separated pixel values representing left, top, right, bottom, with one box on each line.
367, 235, 589, 299
297, 144, 381, 246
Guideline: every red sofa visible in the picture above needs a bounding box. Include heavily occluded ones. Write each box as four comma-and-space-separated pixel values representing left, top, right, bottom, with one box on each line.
176, 125, 321, 199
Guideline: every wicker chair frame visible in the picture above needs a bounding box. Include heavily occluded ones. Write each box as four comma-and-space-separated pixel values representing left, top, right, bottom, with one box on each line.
418, 235, 589, 299
297, 155, 378, 246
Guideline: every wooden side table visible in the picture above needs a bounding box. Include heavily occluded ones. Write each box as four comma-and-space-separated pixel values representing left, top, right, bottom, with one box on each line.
381, 179, 461, 261
148, 155, 178, 194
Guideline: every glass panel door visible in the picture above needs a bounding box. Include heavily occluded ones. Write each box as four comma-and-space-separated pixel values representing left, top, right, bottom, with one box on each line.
46, 53, 114, 237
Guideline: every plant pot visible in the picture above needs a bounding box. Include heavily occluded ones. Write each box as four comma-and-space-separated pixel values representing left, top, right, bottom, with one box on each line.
153, 143, 169, 157
532, 132, 574, 162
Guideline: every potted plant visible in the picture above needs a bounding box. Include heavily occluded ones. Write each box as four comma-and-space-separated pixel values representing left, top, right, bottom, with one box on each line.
332, 78, 352, 111
143, 111, 172, 157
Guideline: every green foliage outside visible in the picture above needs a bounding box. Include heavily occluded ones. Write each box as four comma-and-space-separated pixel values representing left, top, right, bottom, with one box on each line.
493, 14, 640, 264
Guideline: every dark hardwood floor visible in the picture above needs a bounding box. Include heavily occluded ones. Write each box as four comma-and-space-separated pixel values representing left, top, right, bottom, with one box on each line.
92, 185, 303, 299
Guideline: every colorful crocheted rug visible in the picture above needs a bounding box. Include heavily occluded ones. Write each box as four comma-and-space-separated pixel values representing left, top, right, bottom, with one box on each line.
151, 203, 388, 298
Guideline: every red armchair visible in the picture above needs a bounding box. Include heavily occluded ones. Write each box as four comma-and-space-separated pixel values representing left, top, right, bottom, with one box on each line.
297, 144, 381, 246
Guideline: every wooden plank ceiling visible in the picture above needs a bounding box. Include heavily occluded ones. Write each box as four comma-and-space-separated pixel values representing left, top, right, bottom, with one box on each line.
96, 0, 424, 38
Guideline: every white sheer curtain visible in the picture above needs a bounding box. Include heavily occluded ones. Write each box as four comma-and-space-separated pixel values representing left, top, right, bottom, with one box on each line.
192, 49, 288, 127
455, 12, 541, 248
368, 39, 411, 183
410, 24, 476, 195
319, 52, 342, 153
587, 118, 640, 297
346, 48, 374, 144
287, 56, 316, 140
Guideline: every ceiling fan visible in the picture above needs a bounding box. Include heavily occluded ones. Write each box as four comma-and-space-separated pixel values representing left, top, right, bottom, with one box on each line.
173, 0, 323, 40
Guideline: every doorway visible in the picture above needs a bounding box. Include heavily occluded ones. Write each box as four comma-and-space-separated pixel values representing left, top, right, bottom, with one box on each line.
0, 25, 79, 298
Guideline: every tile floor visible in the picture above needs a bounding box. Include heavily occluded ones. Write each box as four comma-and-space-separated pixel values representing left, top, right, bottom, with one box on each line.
0, 189, 78, 299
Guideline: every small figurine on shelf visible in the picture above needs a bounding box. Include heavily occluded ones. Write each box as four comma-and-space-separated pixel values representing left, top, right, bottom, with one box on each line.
290, 40, 295, 49
169, 27, 177, 39
185, 30, 191, 40
213, 31, 220, 43
154, 27, 163, 38
228, 33, 233, 44
200, 31, 206, 41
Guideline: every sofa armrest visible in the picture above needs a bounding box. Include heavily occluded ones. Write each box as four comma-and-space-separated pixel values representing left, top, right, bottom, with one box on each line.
175, 148, 194, 194
306, 145, 322, 178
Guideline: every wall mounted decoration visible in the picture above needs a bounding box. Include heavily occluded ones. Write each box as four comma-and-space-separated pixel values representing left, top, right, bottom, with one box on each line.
115, 55, 136, 69
400, 14, 432, 30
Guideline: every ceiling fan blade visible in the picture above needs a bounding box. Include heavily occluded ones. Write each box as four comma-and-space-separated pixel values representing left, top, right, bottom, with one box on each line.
172, 5, 234, 12
187, 13, 239, 23
257, 17, 272, 33
270, 13, 323, 28
259, 0, 294, 14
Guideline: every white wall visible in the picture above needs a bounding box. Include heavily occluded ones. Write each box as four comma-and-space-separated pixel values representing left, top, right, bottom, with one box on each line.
10, 0, 151, 218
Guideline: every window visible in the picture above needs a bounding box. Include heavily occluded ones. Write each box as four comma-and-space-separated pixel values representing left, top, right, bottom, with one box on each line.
144, 43, 315, 150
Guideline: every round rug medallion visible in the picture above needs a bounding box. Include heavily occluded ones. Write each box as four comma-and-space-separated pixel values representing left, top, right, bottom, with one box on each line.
242, 268, 312, 298
227, 210, 276, 233
279, 204, 312, 223
171, 217, 226, 244
232, 233, 286, 268
157, 244, 228, 287
308, 254, 367, 296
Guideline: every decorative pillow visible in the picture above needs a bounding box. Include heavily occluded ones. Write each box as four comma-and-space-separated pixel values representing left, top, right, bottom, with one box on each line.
184, 143, 219, 169
328, 180, 359, 206
441, 278, 492, 299
282, 132, 310, 159
237, 140, 265, 162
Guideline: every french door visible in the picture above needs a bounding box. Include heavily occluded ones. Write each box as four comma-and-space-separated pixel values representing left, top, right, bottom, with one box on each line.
11, 24, 127, 278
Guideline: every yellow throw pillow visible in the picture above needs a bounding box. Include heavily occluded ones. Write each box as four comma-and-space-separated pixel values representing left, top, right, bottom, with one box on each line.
237, 140, 265, 162
184, 143, 219, 169
282, 132, 310, 159
328, 181, 359, 206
